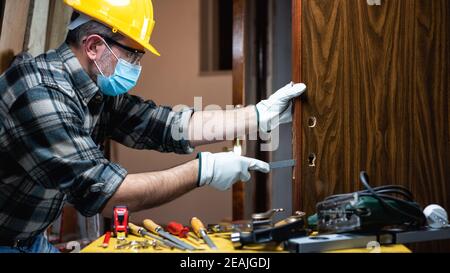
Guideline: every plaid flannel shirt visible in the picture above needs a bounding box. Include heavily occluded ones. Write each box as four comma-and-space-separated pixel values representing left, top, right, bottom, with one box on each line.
0, 43, 193, 241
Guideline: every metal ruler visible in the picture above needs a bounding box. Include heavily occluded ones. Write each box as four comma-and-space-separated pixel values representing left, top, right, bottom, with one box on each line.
269, 159, 296, 170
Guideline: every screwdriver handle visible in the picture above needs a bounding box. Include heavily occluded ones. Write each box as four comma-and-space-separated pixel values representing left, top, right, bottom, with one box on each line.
128, 223, 143, 236
168, 222, 190, 238
100, 231, 111, 248
143, 219, 161, 234
191, 217, 206, 237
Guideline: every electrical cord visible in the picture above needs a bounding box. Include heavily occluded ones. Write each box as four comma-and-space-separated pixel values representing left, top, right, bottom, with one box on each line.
359, 171, 425, 224
322, 172, 425, 225
325, 186, 414, 202
369, 184, 414, 198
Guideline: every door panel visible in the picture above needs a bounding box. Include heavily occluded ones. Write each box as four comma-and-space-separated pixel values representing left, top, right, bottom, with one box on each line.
293, 0, 449, 251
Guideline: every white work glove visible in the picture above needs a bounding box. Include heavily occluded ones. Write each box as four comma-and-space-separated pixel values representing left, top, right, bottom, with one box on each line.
197, 152, 270, 191
256, 82, 307, 132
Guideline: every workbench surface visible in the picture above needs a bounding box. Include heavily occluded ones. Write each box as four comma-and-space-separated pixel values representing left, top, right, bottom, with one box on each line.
81, 234, 411, 253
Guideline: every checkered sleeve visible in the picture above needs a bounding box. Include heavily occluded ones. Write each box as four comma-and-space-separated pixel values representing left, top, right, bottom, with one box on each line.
108, 94, 194, 154
4, 86, 127, 217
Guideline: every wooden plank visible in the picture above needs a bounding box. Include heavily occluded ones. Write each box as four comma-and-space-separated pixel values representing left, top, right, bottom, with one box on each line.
232, 0, 246, 221
26, 0, 50, 56
0, 0, 31, 73
0, 0, 5, 34
46, 0, 72, 50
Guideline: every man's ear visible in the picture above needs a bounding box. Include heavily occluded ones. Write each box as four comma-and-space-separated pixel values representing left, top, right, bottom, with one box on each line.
83, 35, 105, 61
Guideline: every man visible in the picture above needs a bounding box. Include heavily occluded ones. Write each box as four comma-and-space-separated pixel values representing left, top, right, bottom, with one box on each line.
0, 0, 306, 253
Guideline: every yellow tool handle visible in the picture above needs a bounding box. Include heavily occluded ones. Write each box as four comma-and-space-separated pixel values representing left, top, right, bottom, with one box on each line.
143, 219, 161, 234
128, 223, 142, 236
191, 217, 206, 237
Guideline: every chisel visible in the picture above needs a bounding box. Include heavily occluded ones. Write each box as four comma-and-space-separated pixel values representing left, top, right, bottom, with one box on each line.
128, 223, 183, 250
143, 219, 196, 251
168, 222, 204, 247
191, 217, 218, 250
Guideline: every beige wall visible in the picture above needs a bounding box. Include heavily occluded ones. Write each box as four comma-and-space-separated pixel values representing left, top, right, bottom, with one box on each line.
112, 0, 233, 226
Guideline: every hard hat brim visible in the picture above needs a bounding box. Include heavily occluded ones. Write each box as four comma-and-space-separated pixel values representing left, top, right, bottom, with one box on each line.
142, 42, 161, 57
68, 15, 161, 57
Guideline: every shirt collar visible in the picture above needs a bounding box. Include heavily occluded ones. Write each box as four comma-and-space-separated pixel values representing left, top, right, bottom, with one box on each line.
56, 43, 100, 104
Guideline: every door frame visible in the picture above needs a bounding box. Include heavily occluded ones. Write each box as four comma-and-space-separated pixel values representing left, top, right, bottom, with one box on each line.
291, 0, 303, 212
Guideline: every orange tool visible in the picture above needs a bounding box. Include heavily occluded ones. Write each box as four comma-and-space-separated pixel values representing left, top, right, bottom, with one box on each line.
167, 222, 190, 238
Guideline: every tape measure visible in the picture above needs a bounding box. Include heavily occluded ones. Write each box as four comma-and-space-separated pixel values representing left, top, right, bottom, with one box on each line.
112, 206, 129, 240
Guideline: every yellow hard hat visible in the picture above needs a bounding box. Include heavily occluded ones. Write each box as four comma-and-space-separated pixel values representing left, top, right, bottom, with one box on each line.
64, 0, 160, 56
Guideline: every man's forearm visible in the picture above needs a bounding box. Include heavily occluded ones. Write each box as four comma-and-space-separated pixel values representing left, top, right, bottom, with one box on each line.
103, 159, 199, 213
188, 105, 258, 147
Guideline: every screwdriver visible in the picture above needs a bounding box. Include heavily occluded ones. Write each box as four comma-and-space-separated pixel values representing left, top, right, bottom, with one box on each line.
191, 217, 218, 250
167, 221, 190, 238
143, 219, 196, 251
128, 223, 183, 250
100, 231, 111, 248
168, 221, 202, 247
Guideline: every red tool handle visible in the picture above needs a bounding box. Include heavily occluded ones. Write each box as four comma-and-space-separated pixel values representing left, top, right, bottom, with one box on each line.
167, 221, 190, 238
101, 231, 111, 248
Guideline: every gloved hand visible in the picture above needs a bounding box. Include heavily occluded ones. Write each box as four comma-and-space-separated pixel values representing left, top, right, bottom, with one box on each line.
256, 82, 307, 133
197, 152, 270, 191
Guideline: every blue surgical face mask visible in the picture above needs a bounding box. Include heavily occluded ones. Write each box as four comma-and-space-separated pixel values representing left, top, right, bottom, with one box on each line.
94, 40, 142, 97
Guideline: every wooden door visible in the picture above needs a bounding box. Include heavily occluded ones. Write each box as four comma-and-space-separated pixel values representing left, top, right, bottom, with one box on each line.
292, 0, 449, 251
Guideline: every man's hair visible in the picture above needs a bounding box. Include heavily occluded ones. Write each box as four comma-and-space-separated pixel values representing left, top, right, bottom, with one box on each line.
65, 12, 124, 48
